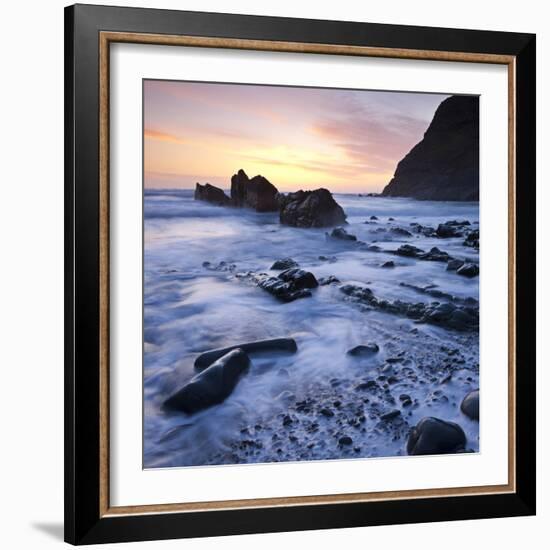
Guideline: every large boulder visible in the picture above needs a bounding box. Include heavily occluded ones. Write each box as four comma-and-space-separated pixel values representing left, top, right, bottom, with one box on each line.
460, 390, 479, 420
163, 349, 251, 414
279, 188, 347, 227
194, 183, 231, 205
194, 338, 298, 370
382, 96, 479, 201
407, 416, 467, 455
230, 169, 279, 212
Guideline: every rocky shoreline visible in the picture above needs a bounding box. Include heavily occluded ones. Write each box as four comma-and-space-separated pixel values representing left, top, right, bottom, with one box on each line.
146, 187, 480, 467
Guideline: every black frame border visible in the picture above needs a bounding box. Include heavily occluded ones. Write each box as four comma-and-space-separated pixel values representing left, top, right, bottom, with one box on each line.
65, 3, 536, 545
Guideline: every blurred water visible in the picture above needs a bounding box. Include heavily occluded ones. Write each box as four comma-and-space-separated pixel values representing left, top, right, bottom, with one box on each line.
144, 189, 479, 468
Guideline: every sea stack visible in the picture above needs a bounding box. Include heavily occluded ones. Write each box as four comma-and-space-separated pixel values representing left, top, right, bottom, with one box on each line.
382, 96, 479, 201
230, 169, 279, 212
194, 182, 231, 205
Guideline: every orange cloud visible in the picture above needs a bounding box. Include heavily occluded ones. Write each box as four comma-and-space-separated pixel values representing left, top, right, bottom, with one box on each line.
144, 129, 186, 145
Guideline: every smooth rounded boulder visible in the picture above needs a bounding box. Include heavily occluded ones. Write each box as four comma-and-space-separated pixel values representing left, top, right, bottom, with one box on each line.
347, 343, 380, 357
194, 338, 297, 370
407, 416, 467, 455
460, 390, 479, 420
164, 349, 251, 414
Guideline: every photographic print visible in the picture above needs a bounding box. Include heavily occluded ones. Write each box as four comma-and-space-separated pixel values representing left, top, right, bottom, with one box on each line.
143, 80, 480, 469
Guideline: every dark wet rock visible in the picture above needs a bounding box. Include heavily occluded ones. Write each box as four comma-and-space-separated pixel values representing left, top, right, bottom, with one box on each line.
436, 223, 462, 238
447, 258, 465, 271
194, 183, 231, 205
230, 169, 279, 211
395, 244, 425, 257
356, 380, 378, 391
194, 338, 298, 370
463, 229, 480, 250
340, 283, 478, 331
388, 217, 395, 221
400, 282, 478, 308
382, 96, 479, 201
460, 390, 479, 420
419, 246, 452, 262
282, 414, 293, 427
399, 394, 412, 402
320, 408, 335, 418
329, 227, 357, 241
410, 223, 437, 237
391, 227, 413, 237
279, 188, 347, 228
367, 244, 382, 252
370, 215, 378, 220
163, 349, 251, 414
381, 409, 401, 421
318, 275, 340, 286
347, 343, 380, 357
256, 275, 312, 303
381, 260, 395, 268
338, 436, 353, 446
278, 268, 318, 290
318, 255, 337, 262
271, 258, 298, 270
203, 260, 237, 273
252, 268, 318, 302
457, 263, 479, 277
407, 416, 467, 455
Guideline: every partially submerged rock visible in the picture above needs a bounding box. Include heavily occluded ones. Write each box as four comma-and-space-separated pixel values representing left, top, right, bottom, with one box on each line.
457, 263, 479, 277
278, 268, 319, 290
447, 258, 465, 271
393, 244, 454, 263
279, 188, 347, 228
256, 276, 313, 302
271, 258, 298, 270
340, 283, 478, 331
252, 268, 318, 303
395, 244, 425, 257
420, 246, 452, 262
390, 227, 412, 237
164, 349, 251, 414
347, 343, 380, 357
407, 416, 467, 455
318, 275, 340, 286
463, 229, 480, 249
194, 183, 231, 205
329, 227, 357, 241
194, 338, 298, 370
460, 390, 479, 420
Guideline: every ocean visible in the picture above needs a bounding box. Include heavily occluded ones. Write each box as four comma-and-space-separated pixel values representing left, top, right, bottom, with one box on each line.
143, 189, 479, 468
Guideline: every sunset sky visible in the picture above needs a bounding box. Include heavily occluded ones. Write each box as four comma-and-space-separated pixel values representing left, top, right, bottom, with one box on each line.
144, 80, 448, 193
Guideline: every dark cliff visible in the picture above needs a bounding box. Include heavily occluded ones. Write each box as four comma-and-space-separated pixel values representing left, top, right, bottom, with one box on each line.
382, 96, 479, 201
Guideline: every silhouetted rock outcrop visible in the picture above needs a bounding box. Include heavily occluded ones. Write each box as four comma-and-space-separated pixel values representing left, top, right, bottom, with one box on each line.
194, 183, 231, 205
382, 96, 479, 201
279, 188, 347, 228
230, 169, 279, 212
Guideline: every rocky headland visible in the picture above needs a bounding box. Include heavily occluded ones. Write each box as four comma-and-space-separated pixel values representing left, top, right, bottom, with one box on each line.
382, 95, 479, 201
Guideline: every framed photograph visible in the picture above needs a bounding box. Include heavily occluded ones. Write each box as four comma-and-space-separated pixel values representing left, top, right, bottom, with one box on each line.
64, 4, 536, 545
